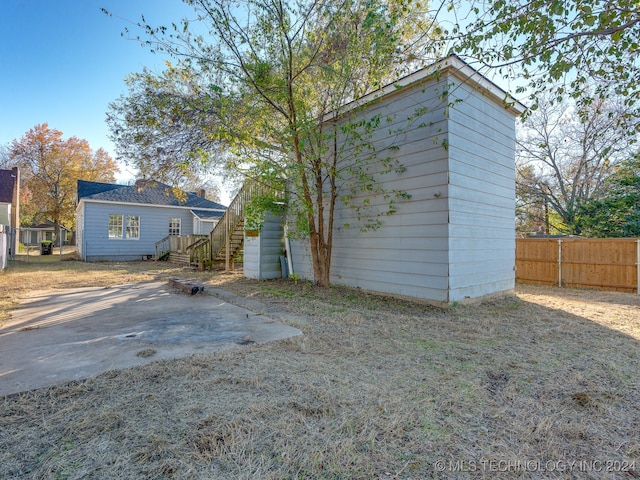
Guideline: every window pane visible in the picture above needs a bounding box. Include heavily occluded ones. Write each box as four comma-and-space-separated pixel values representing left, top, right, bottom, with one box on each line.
108, 215, 123, 238
169, 217, 181, 236
125, 215, 140, 239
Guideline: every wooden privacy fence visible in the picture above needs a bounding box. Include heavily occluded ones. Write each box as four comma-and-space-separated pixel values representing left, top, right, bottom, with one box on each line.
516, 238, 640, 294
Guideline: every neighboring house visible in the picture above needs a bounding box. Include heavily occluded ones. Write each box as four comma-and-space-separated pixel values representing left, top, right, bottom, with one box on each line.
245, 55, 526, 304
0, 167, 20, 261
20, 221, 71, 246
76, 179, 226, 261
0, 167, 19, 229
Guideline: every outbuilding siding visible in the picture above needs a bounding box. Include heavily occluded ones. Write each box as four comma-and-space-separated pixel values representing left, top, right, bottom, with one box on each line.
286, 57, 523, 304
243, 213, 284, 279
290, 74, 453, 302
446, 77, 517, 300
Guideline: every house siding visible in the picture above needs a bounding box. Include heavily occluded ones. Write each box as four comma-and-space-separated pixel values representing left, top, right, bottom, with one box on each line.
76, 204, 84, 258
287, 64, 520, 303
244, 213, 284, 279
193, 217, 219, 234
446, 76, 516, 300
290, 75, 452, 302
80, 201, 196, 261
0, 204, 10, 226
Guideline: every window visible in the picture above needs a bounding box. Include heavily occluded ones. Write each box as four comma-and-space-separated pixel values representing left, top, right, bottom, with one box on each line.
126, 215, 140, 239
108, 214, 140, 239
169, 217, 181, 236
108, 214, 123, 238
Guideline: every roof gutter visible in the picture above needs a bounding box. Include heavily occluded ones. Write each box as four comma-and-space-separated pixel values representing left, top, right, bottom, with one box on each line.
80, 198, 226, 213
323, 55, 527, 123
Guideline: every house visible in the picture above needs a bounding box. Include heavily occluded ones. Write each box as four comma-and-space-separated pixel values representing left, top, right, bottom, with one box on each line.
20, 221, 71, 246
244, 55, 526, 304
76, 179, 226, 261
0, 167, 20, 261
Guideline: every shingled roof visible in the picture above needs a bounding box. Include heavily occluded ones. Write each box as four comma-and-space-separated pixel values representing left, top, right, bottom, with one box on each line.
0, 169, 17, 204
191, 209, 224, 220
77, 180, 124, 199
77, 179, 226, 211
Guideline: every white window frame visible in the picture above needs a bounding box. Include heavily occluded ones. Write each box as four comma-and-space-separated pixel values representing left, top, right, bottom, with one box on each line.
108, 214, 123, 239
108, 214, 140, 240
125, 215, 140, 239
169, 217, 181, 236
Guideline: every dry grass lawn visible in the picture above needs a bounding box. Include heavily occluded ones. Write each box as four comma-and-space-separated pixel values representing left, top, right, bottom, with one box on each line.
1, 256, 639, 479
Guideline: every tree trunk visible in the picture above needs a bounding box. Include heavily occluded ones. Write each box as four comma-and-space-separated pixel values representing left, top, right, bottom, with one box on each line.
308, 232, 331, 287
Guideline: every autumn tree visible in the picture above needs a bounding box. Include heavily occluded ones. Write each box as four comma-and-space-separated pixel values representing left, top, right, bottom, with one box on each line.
8, 124, 119, 231
515, 94, 633, 235
107, 0, 438, 286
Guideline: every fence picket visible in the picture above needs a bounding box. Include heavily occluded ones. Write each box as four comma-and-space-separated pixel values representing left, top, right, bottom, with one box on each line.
516, 238, 639, 293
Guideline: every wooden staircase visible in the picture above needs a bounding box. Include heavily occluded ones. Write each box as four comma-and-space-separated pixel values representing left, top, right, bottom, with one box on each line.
155, 234, 207, 266
155, 181, 276, 271
192, 181, 270, 270
168, 252, 191, 265
155, 236, 171, 261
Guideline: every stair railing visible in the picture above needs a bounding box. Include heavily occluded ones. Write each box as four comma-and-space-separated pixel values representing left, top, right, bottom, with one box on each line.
186, 237, 211, 270
209, 180, 276, 270
154, 235, 171, 260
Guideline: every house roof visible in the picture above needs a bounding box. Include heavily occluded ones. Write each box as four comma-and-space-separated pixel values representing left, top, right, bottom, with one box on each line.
77, 180, 124, 199
0, 169, 17, 204
191, 209, 224, 220
77, 180, 227, 211
324, 54, 527, 123
24, 220, 71, 231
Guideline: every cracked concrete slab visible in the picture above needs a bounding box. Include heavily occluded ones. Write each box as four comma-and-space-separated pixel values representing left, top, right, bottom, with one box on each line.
0, 282, 301, 396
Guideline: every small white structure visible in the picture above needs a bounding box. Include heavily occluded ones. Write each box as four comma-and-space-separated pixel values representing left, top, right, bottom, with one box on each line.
0, 225, 8, 270
0, 167, 20, 261
243, 212, 285, 280
244, 56, 525, 303
20, 221, 70, 246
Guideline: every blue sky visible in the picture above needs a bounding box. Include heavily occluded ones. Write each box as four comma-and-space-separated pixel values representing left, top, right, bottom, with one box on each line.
0, 0, 196, 182
0, 0, 523, 192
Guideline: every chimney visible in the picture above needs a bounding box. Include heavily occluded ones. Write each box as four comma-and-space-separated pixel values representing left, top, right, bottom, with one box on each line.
196, 189, 206, 199
135, 179, 150, 193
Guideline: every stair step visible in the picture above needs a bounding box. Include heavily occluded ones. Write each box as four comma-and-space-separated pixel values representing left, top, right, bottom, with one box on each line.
169, 253, 193, 265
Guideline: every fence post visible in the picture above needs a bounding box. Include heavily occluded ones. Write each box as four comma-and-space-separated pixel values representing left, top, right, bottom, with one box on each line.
637, 239, 639, 295
558, 239, 563, 288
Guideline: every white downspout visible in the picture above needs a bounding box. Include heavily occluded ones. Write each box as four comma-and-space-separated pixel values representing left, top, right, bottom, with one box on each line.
284, 222, 294, 276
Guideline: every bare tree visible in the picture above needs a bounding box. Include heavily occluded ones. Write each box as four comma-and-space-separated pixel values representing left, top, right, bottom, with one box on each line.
516, 93, 634, 235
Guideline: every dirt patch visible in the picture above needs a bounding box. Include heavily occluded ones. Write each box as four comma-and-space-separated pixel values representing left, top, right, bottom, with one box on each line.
1, 262, 639, 479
